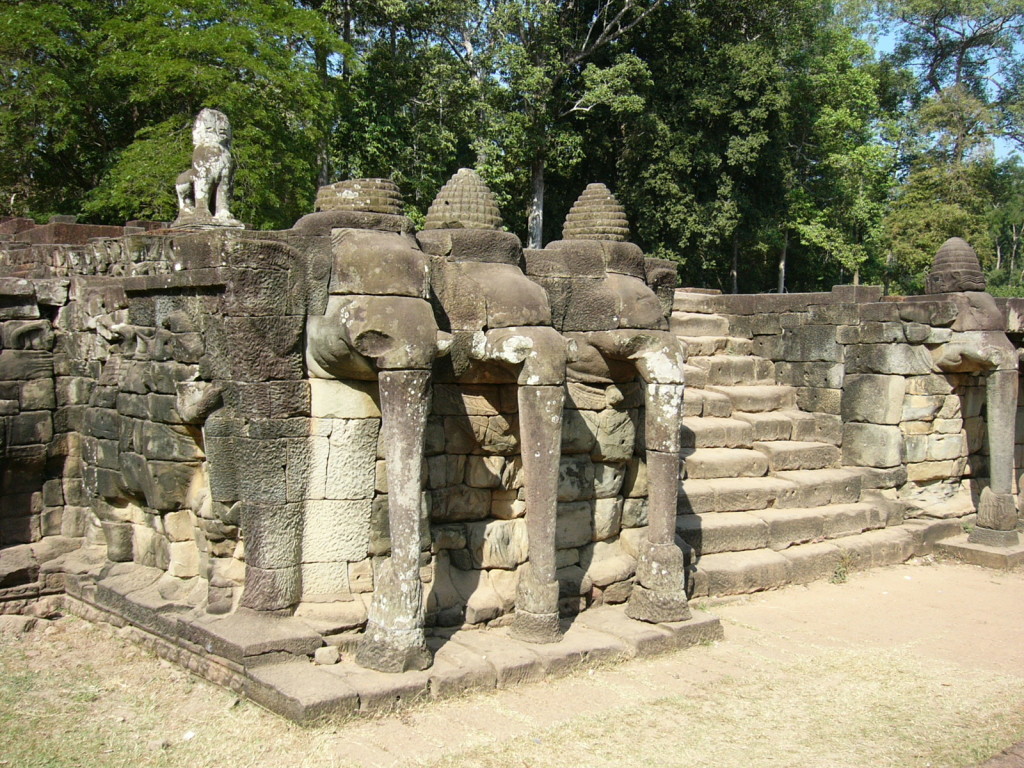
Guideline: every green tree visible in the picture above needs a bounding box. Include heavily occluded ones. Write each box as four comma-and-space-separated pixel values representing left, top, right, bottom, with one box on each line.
878, 0, 1024, 290
1, 0, 340, 228
0, 0, 116, 218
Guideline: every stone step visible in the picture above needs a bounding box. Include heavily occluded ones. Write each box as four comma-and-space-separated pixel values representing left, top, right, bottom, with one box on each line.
690, 526, 919, 597
707, 384, 797, 413
752, 440, 841, 472
670, 312, 731, 337
675, 501, 901, 557
680, 475, 795, 514
679, 467, 868, 514
672, 291, 722, 313
751, 501, 896, 550
688, 355, 775, 386
771, 468, 865, 508
682, 389, 733, 418
786, 409, 842, 446
682, 364, 708, 390
676, 336, 754, 357
682, 448, 768, 480
680, 417, 753, 449
676, 511, 770, 554
733, 411, 793, 442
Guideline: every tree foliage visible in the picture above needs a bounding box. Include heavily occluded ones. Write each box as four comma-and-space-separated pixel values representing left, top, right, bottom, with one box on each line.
1, 0, 1022, 296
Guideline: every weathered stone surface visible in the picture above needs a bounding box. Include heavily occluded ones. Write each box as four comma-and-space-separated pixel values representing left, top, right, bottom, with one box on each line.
466, 519, 529, 569
842, 374, 906, 425
592, 408, 635, 462
558, 455, 596, 502
310, 379, 380, 419
684, 448, 767, 480
781, 325, 841, 362
303, 499, 371, 563
593, 497, 623, 541
556, 502, 594, 549
325, 419, 379, 500
846, 344, 935, 375
329, 229, 429, 297
842, 423, 904, 468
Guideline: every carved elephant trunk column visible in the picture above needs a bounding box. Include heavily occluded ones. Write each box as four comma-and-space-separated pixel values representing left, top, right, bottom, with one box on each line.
305, 180, 445, 672
471, 326, 569, 641
361, 368, 434, 670
527, 183, 692, 624
419, 169, 570, 643
924, 238, 1021, 548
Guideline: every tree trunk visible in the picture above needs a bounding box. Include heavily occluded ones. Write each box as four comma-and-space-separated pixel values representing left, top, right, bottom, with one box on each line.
777, 229, 788, 294
731, 235, 739, 294
527, 157, 545, 250
314, 43, 331, 187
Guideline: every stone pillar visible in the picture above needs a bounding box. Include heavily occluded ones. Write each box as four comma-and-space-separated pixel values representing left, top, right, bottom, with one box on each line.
627, 382, 691, 623
355, 369, 433, 672
511, 384, 564, 643
970, 367, 1020, 547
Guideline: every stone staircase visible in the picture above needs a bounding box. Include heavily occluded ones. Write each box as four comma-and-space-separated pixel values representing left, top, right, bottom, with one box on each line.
671, 297, 944, 599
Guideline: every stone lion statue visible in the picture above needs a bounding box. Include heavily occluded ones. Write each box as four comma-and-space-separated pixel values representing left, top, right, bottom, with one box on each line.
173, 109, 243, 228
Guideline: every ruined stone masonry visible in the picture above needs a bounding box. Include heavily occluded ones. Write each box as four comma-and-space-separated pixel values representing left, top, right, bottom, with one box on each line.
1, 117, 1021, 721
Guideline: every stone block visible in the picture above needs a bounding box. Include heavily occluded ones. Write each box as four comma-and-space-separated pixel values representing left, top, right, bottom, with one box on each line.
330, 229, 429, 297
300, 561, 350, 597
556, 501, 594, 549
905, 460, 958, 482
621, 498, 647, 528
780, 541, 843, 584
585, 554, 635, 588
242, 502, 302, 570
561, 408, 599, 455
846, 344, 934, 375
325, 419, 379, 500
781, 325, 840, 362
774, 362, 844, 389
927, 433, 967, 461
842, 423, 903, 468
558, 455, 595, 502
841, 374, 906, 425
592, 408, 635, 462
593, 497, 623, 540
429, 485, 492, 522
465, 455, 504, 489
309, 379, 380, 418
489, 490, 526, 520
427, 454, 466, 489
901, 395, 944, 422
303, 499, 372, 562
465, 518, 528, 569
670, 312, 730, 337
593, 461, 626, 499
795, 387, 841, 415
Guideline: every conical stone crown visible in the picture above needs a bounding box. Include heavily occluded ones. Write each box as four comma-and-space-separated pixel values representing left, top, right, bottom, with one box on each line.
316, 178, 404, 215
925, 237, 986, 294
562, 183, 630, 242
423, 169, 502, 230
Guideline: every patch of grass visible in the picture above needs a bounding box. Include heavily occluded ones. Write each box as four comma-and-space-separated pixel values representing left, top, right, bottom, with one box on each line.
829, 553, 853, 584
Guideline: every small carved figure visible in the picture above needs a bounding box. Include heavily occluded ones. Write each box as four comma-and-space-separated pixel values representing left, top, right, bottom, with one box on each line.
174, 109, 243, 228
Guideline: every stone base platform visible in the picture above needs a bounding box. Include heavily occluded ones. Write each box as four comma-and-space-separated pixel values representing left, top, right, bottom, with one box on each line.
57, 554, 722, 724
935, 534, 1024, 569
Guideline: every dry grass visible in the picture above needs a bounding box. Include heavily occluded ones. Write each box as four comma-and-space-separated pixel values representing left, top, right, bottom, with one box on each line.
423, 648, 1024, 768
1, 599, 1022, 768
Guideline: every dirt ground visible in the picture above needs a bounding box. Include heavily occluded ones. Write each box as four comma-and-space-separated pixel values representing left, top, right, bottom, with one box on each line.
1, 557, 1022, 768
